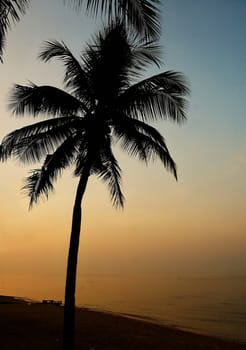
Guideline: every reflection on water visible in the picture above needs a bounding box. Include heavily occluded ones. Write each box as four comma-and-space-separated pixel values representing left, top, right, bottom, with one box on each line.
2, 274, 246, 342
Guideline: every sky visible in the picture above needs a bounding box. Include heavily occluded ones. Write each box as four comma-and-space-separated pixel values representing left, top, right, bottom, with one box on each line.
0, 0, 245, 301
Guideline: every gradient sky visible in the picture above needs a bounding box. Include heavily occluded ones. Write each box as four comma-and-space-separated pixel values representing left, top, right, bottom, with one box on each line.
0, 0, 245, 300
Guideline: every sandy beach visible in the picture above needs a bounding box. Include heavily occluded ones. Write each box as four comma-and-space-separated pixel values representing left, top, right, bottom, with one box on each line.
0, 296, 245, 350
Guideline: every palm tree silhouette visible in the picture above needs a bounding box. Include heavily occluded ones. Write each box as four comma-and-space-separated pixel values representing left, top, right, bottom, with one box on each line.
0, 0, 30, 62
65, 0, 161, 39
0, 22, 189, 349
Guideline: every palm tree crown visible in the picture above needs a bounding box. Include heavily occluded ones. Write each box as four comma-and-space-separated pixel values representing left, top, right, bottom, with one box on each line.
1, 22, 189, 207
0, 0, 30, 62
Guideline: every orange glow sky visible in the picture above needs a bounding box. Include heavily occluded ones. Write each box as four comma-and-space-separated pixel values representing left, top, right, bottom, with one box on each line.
0, 0, 246, 301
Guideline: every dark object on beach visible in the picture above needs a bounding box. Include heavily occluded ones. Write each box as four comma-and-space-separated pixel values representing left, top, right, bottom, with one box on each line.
0, 295, 27, 304
42, 300, 62, 306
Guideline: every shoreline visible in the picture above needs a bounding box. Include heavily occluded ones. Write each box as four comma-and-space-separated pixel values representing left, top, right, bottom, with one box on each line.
1, 295, 245, 349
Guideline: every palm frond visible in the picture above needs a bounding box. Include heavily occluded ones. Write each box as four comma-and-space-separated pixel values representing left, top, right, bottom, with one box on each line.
95, 143, 125, 208
130, 39, 162, 72
64, 0, 160, 39
121, 0, 161, 40
39, 40, 93, 105
114, 121, 177, 179
11, 128, 74, 164
0, 117, 81, 165
23, 135, 79, 208
23, 167, 54, 209
113, 115, 166, 147
0, 0, 30, 61
119, 71, 190, 123
8, 83, 84, 117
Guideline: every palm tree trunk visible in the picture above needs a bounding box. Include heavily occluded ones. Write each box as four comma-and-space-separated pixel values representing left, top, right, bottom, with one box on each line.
62, 165, 90, 350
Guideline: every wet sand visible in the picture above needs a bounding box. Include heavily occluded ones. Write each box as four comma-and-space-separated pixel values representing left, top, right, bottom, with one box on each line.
0, 296, 245, 350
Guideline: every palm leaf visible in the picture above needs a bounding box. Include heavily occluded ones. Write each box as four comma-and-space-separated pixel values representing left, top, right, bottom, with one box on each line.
1, 117, 80, 164
118, 71, 190, 123
9, 83, 85, 116
12, 128, 73, 164
64, 0, 160, 39
23, 167, 55, 209
114, 120, 177, 179
23, 135, 80, 207
123, 0, 161, 39
130, 38, 162, 72
113, 115, 166, 147
0, 0, 30, 61
39, 40, 93, 107
95, 142, 125, 208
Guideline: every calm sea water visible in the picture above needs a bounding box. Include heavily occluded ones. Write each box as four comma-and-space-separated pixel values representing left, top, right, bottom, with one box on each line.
76, 275, 246, 343
3, 274, 246, 342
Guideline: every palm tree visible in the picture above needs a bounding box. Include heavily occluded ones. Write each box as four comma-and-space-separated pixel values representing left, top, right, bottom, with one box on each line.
0, 0, 30, 62
65, 0, 161, 39
0, 22, 189, 350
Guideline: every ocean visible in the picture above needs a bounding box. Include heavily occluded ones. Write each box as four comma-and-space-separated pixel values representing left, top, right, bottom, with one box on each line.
3, 274, 246, 343
76, 275, 246, 343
